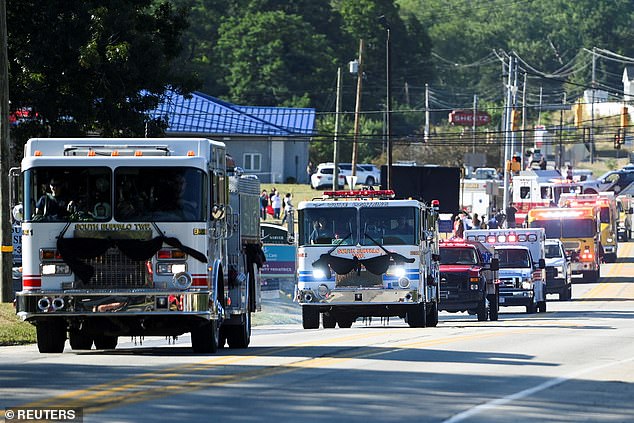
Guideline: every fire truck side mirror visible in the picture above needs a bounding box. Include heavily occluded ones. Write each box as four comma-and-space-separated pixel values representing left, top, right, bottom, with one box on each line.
538, 258, 546, 269
211, 204, 225, 220
432, 253, 440, 262
489, 257, 499, 271
12, 204, 24, 223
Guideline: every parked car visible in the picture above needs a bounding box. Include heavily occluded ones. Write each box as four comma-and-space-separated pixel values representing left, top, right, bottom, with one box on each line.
582, 169, 634, 194
473, 167, 501, 180
310, 164, 346, 189
337, 163, 380, 186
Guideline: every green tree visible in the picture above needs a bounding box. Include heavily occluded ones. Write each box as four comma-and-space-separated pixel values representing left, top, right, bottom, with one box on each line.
7, 0, 197, 150
215, 10, 335, 107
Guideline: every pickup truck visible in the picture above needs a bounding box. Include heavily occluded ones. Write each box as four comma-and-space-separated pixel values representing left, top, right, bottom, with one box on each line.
438, 239, 499, 321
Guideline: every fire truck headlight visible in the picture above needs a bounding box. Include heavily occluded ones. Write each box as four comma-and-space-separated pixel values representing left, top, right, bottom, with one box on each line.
607, 237, 614, 243
172, 272, 193, 290
398, 277, 410, 288
313, 268, 328, 280
317, 284, 330, 298
522, 281, 533, 290
389, 266, 406, 278
158, 263, 187, 274
41, 264, 70, 275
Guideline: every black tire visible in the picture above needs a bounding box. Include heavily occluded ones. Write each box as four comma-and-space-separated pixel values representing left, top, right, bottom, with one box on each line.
537, 300, 547, 313
488, 292, 499, 321
476, 296, 488, 321
302, 306, 319, 329
322, 312, 337, 329
69, 329, 93, 350
560, 284, 572, 301
365, 176, 375, 186
337, 317, 354, 328
406, 303, 427, 328
36, 319, 66, 353
426, 302, 439, 327
526, 302, 537, 314
191, 319, 219, 353
93, 334, 118, 350
226, 312, 251, 348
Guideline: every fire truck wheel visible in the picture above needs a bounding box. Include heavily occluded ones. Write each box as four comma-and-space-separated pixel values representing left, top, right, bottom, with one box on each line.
406, 303, 427, 328
191, 319, 219, 353
488, 294, 499, 321
227, 312, 252, 348
302, 306, 319, 329
94, 335, 118, 350
337, 317, 354, 328
322, 312, 337, 328
526, 302, 537, 314
69, 330, 93, 350
476, 297, 488, 321
36, 319, 67, 353
537, 300, 547, 313
425, 302, 439, 327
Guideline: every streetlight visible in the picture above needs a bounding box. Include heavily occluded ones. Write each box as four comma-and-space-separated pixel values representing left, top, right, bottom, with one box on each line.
378, 15, 392, 190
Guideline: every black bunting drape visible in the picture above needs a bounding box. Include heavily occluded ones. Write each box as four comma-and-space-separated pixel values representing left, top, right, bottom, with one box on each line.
312, 252, 415, 276
57, 236, 207, 283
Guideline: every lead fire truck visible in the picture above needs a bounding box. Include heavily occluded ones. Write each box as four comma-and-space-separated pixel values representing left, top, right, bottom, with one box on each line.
295, 190, 440, 328
13, 138, 263, 354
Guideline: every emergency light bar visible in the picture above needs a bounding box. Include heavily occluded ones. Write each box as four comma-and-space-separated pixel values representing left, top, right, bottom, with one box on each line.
531, 209, 586, 219
439, 239, 470, 247
467, 233, 538, 243
63, 144, 171, 157
322, 189, 395, 199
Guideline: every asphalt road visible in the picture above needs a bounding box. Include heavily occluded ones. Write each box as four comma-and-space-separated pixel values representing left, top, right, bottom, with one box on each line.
2, 244, 634, 422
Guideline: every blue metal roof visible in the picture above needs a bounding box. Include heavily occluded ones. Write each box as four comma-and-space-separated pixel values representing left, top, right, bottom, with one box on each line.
148, 91, 315, 136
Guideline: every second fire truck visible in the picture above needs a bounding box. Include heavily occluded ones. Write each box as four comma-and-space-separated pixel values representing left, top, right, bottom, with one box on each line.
295, 190, 440, 328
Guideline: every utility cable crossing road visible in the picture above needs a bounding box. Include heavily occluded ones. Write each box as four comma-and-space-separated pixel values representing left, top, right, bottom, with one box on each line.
3, 244, 634, 422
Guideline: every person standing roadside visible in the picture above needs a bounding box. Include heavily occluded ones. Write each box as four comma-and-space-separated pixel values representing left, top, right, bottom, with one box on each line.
260, 190, 269, 220
272, 190, 282, 219
281, 193, 293, 224
505, 202, 518, 228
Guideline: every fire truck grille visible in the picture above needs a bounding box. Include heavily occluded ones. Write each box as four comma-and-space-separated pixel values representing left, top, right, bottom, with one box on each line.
83, 248, 149, 289
335, 270, 383, 288
440, 273, 470, 293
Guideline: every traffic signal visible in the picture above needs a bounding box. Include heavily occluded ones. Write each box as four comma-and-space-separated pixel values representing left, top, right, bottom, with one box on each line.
573, 100, 584, 127
614, 128, 622, 150
621, 106, 629, 129
511, 109, 520, 131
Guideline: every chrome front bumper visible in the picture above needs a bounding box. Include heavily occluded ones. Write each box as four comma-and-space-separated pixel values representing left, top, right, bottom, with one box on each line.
296, 287, 420, 305
16, 290, 214, 321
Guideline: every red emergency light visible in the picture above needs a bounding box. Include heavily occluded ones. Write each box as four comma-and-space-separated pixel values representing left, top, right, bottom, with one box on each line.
322, 189, 395, 199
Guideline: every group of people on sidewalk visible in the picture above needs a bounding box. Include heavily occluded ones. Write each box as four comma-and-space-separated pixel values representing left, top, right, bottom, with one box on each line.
452, 202, 518, 238
260, 187, 293, 223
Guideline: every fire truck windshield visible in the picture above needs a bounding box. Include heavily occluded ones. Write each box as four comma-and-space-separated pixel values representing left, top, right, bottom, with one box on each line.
439, 247, 477, 265
24, 166, 206, 223
298, 206, 418, 247
530, 219, 595, 238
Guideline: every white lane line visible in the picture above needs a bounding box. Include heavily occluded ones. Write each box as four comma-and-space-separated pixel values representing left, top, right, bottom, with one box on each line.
441, 356, 634, 423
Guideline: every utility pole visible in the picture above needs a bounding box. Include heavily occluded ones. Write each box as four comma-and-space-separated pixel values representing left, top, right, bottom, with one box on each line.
0, 0, 13, 302
351, 39, 364, 180
385, 25, 392, 190
559, 93, 566, 171
472, 94, 477, 154
591, 47, 596, 164
521, 73, 527, 162
424, 83, 430, 142
502, 55, 514, 214
332, 67, 343, 191
538, 86, 543, 126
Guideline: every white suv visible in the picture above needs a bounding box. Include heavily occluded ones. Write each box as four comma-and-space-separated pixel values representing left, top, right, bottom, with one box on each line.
338, 163, 381, 186
544, 239, 572, 301
311, 164, 346, 189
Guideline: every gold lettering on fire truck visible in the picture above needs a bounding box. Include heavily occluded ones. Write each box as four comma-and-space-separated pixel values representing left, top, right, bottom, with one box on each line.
336, 247, 381, 258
